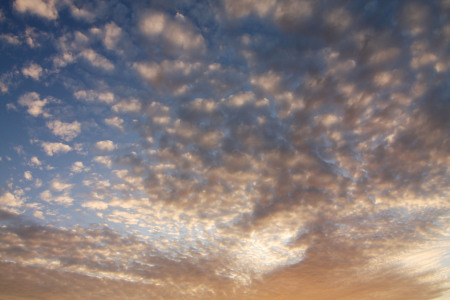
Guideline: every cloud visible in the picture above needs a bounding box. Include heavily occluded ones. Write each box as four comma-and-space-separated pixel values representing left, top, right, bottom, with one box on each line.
80, 49, 114, 70
21, 63, 43, 80
103, 22, 122, 51
104, 116, 124, 130
50, 179, 73, 192
46, 120, 81, 141
40, 142, 72, 156
139, 11, 205, 54
33, 210, 45, 219
0, 33, 21, 45
1, 1, 450, 299
13, 0, 58, 20
92, 156, 112, 168
53, 31, 115, 70
40, 190, 73, 205
95, 140, 116, 152
71, 161, 89, 173
74, 89, 115, 104
17, 92, 49, 117
67, 2, 95, 22
224, 0, 276, 19
112, 98, 141, 113
29, 156, 42, 167
81, 200, 108, 210
0, 192, 23, 209
24, 171, 32, 180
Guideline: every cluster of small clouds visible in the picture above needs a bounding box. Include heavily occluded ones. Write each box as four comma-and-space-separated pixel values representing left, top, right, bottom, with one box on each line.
0, 0, 449, 299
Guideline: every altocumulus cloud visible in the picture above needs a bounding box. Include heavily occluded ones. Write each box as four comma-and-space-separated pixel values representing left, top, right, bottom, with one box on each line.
0, 0, 449, 299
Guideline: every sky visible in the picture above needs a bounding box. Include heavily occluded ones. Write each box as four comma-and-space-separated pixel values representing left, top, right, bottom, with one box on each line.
0, 0, 449, 299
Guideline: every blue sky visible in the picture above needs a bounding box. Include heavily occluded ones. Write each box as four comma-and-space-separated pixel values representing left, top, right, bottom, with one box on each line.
0, 0, 449, 299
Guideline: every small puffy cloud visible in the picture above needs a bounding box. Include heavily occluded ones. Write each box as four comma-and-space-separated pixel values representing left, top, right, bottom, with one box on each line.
24, 171, 32, 180
74, 90, 115, 104
80, 49, 114, 70
67, 2, 95, 22
105, 116, 124, 130
41, 142, 72, 156
13, 0, 58, 20
50, 179, 73, 192
14, 145, 25, 155
39, 189, 51, 202
71, 161, 89, 173
92, 156, 112, 168
17, 92, 49, 117
140, 11, 205, 53
82, 200, 108, 210
40, 189, 73, 205
103, 22, 122, 51
35, 178, 42, 188
22, 63, 43, 80
224, 0, 276, 18
0, 191, 23, 208
133, 60, 201, 95
112, 98, 141, 113
221, 91, 262, 107
29, 156, 42, 167
33, 210, 45, 219
325, 7, 352, 31
0, 33, 21, 45
46, 120, 81, 141
95, 140, 116, 152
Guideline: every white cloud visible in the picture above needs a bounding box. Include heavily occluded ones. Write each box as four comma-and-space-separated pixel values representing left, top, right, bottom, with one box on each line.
18, 92, 49, 117
68, 2, 95, 22
105, 116, 124, 130
39, 190, 52, 202
33, 210, 45, 219
74, 90, 115, 104
41, 142, 72, 156
222, 91, 256, 107
50, 179, 73, 192
224, 0, 276, 18
35, 178, 42, 188
71, 161, 89, 173
24, 171, 32, 180
80, 49, 114, 70
40, 189, 73, 205
46, 120, 81, 141
82, 200, 108, 210
103, 22, 122, 51
0, 33, 21, 45
30, 156, 42, 167
0, 192, 23, 208
140, 11, 205, 53
95, 140, 116, 151
92, 156, 112, 168
23, 27, 37, 48
13, 0, 58, 20
112, 98, 141, 113
22, 63, 43, 80
14, 145, 25, 155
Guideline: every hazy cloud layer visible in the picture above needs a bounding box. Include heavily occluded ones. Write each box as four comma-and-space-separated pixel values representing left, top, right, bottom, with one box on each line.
0, 0, 449, 299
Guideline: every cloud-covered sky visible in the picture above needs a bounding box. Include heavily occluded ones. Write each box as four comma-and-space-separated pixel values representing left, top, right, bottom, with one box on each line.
0, 0, 449, 299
